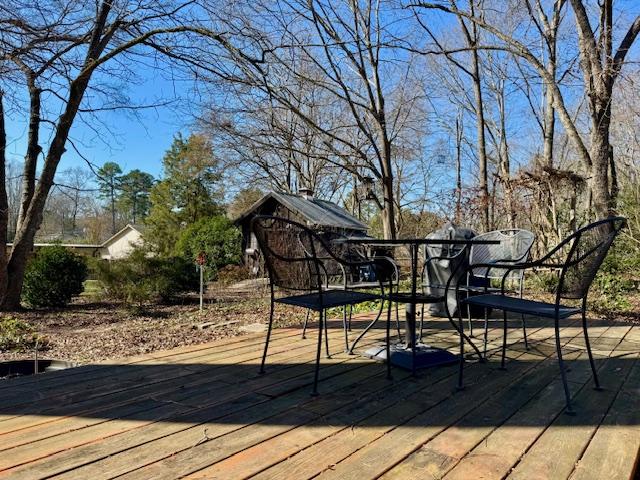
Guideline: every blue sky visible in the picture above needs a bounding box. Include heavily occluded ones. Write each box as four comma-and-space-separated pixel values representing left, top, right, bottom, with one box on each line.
4, 70, 194, 180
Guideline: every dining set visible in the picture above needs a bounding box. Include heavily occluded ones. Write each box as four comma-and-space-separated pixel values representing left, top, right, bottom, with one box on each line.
251, 215, 626, 413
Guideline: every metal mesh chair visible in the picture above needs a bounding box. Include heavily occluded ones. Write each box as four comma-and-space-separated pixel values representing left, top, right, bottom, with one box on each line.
457, 217, 626, 413
251, 215, 386, 395
463, 229, 535, 354
299, 230, 401, 354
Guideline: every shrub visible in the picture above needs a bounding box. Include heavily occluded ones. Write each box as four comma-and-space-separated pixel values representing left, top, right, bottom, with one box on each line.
93, 249, 199, 306
0, 317, 49, 352
216, 264, 251, 286
22, 246, 88, 307
175, 215, 241, 280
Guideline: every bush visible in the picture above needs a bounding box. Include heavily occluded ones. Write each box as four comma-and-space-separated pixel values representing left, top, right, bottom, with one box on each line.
0, 317, 49, 352
93, 249, 199, 306
216, 264, 251, 286
175, 215, 241, 280
22, 246, 88, 307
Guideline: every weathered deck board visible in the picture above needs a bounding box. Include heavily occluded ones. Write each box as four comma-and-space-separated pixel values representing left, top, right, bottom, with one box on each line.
0, 312, 637, 480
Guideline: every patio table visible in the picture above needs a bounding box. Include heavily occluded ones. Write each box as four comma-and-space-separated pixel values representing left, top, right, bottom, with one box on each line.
340, 237, 500, 375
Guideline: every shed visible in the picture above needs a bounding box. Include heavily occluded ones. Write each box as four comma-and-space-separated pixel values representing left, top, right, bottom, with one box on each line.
233, 190, 369, 267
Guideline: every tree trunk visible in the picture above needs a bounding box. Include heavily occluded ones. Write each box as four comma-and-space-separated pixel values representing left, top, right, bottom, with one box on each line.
381, 174, 396, 240
455, 114, 463, 223
589, 120, 613, 218
0, 95, 10, 302
469, 24, 489, 231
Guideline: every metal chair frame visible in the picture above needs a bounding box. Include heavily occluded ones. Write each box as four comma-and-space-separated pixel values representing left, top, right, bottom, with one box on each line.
455, 217, 626, 413
298, 231, 402, 354
251, 215, 387, 395
463, 229, 535, 355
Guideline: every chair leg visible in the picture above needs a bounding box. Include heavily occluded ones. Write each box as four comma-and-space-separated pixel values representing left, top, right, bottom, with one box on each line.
302, 310, 310, 339
554, 315, 574, 413
342, 306, 350, 353
386, 297, 393, 380
349, 300, 384, 354
260, 299, 275, 374
519, 277, 529, 350
457, 304, 465, 390
467, 291, 473, 337
500, 310, 508, 370
483, 308, 489, 359
582, 307, 601, 390
348, 305, 353, 331
419, 304, 425, 343
521, 314, 529, 350
324, 309, 331, 359
395, 299, 402, 342
312, 309, 324, 396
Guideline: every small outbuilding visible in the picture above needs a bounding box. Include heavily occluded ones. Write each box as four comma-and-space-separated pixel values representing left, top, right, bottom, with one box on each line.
233, 190, 369, 268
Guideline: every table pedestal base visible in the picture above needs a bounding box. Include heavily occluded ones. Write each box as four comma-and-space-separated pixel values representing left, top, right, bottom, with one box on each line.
364, 343, 459, 370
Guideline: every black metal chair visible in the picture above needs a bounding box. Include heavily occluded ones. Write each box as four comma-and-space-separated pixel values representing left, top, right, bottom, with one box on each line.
251, 215, 386, 395
461, 229, 535, 355
456, 217, 626, 413
299, 231, 402, 354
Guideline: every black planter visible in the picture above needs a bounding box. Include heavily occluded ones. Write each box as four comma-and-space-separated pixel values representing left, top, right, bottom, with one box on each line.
0, 359, 76, 379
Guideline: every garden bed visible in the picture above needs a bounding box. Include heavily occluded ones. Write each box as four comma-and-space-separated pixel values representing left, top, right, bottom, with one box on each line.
0, 283, 305, 365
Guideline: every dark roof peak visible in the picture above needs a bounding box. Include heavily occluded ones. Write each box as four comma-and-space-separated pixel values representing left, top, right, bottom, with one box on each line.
235, 191, 368, 231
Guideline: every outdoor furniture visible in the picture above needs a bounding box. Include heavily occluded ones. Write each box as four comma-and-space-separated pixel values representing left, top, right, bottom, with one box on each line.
420, 240, 469, 342
457, 217, 626, 413
461, 229, 535, 356
251, 215, 386, 395
299, 231, 402, 354
342, 237, 499, 378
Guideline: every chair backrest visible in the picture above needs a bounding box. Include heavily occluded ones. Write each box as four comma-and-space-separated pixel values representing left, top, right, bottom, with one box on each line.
470, 229, 535, 279
558, 217, 626, 300
251, 215, 325, 292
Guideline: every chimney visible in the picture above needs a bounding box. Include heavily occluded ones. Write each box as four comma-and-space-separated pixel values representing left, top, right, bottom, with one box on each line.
298, 187, 314, 200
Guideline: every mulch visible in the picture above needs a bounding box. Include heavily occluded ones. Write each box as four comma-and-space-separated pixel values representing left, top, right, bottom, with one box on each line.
0, 286, 306, 364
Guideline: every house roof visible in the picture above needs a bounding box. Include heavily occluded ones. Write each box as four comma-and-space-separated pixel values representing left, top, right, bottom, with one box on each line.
235, 191, 368, 231
101, 224, 143, 247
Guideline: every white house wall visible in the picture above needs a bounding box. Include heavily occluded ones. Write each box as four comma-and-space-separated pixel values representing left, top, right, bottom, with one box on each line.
100, 229, 143, 260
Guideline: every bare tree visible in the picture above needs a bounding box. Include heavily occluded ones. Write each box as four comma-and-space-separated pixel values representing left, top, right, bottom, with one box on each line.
411, 0, 640, 219
57, 167, 94, 234
192, 0, 429, 239
0, 1, 242, 308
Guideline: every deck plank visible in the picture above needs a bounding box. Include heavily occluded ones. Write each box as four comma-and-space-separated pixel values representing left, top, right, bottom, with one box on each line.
0, 312, 637, 480
379, 322, 620, 480
506, 326, 640, 480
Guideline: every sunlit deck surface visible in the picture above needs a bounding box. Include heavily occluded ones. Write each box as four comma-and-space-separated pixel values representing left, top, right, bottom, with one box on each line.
0, 312, 639, 480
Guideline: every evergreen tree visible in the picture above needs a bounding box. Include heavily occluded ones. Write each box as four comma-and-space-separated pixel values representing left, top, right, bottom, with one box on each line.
146, 134, 223, 255
96, 162, 123, 235
117, 170, 155, 224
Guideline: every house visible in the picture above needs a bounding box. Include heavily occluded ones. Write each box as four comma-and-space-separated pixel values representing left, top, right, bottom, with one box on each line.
233, 189, 369, 268
98, 224, 145, 260
7, 224, 145, 261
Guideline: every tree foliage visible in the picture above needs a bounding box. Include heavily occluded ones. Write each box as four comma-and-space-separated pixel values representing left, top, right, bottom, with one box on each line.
145, 134, 223, 255
117, 170, 155, 225
175, 215, 242, 279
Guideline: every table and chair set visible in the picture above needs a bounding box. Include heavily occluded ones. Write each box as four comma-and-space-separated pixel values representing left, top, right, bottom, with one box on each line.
251, 215, 626, 413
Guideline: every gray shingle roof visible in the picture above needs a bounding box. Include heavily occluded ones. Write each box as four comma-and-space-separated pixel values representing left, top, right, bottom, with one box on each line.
235, 191, 368, 232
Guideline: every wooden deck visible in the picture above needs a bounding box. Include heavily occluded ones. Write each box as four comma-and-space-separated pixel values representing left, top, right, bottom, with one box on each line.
0, 312, 639, 480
